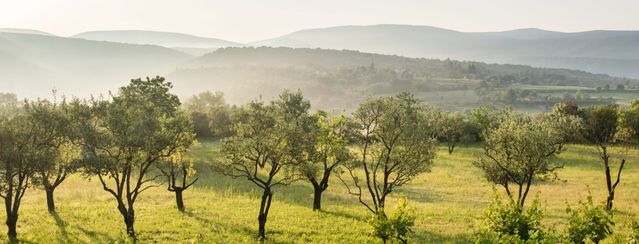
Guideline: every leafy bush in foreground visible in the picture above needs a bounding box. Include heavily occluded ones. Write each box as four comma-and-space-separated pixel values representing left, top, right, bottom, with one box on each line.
627, 220, 639, 244
474, 194, 551, 243
369, 197, 416, 244
566, 193, 614, 244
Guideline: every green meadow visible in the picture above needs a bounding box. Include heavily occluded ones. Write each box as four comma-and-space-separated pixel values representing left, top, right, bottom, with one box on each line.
5, 140, 639, 243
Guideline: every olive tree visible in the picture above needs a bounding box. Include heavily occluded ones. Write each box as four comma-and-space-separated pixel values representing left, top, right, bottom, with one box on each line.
26, 99, 80, 213
216, 90, 308, 240
74, 77, 195, 239
300, 112, 355, 211
579, 105, 623, 210
340, 92, 437, 215
0, 103, 60, 240
157, 150, 198, 212
469, 105, 511, 141
183, 91, 234, 138
474, 111, 576, 208
438, 112, 476, 154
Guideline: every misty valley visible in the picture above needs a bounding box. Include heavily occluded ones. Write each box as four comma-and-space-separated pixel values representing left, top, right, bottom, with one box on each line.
0, 16, 639, 244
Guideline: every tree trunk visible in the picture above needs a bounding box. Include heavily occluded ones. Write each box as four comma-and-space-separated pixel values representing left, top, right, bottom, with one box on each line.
258, 214, 266, 241
313, 187, 323, 211
119, 205, 136, 240
175, 189, 185, 212
6, 212, 17, 242
257, 188, 272, 240
125, 211, 135, 240
606, 192, 614, 211
448, 143, 455, 155
45, 187, 56, 213
602, 148, 614, 211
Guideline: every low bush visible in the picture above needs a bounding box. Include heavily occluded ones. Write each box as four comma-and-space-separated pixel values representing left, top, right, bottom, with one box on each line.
565, 193, 614, 244
369, 197, 416, 244
474, 194, 554, 243
628, 220, 639, 244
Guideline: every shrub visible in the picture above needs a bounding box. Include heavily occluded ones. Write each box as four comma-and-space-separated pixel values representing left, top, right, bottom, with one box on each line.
566, 193, 614, 244
369, 197, 416, 244
369, 213, 394, 243
628, 220, 639, 244
475, 194, 548, 243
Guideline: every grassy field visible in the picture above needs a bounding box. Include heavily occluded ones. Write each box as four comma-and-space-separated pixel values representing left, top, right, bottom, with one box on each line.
3, 139, 639, 243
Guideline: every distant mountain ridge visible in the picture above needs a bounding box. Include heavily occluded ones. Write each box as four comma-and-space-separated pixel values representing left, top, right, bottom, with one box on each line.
0, 32, 191, 98
251, 24, 639, 78
73, 30, 242, 55
0, 28, 54, 36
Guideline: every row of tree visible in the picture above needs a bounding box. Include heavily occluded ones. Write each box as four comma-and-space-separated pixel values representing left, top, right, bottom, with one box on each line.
0, 78, 195, 241
472, 100, 639, 242
0, 76, 636, 242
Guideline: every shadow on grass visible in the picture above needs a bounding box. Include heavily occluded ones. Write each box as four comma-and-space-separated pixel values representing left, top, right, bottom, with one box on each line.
76, 226, 118, 243
183, 210, 256, 238
50, 212, 70, 242
412, 230, 473, 244
393, 188, 448, 204
192, 162, 359, 211
318, 209, 367, 222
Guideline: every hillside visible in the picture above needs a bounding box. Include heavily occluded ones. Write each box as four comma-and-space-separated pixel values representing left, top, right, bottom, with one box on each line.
73, 30, 242, 56
0, 32, 191, 98
0, 28, 53, 36
251, 25, 639, 78
170, 47, 637, 111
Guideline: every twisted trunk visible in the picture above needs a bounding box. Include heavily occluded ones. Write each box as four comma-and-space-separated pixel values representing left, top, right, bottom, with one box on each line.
312, 186, 323, 211
5, 212, 17, 242
175, 189, 184, 212
257, 187, 273, 240
45, 187, 55, 213
117, 202, 136, 240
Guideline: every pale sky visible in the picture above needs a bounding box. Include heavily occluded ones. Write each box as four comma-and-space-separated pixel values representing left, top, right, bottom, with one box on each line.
1, 0, 638, 43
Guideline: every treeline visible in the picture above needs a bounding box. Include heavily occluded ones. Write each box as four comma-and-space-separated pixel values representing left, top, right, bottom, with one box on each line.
186, 47, 635, 88
170, 47, 638, 109
0, 77, 638, 243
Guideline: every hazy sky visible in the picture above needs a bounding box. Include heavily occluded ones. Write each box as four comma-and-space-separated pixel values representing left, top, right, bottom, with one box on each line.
2, 0, 638, 42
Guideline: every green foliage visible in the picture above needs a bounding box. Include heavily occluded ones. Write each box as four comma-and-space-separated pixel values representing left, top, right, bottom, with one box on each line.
475, 194, 547, 243
73, 76, 195, 239
369, 197, 416, 243
629, 221, 639, 244
619, 99, 639, 141
391, 197, 416, 243
183, 91, 234, 138
298, 111, 356, 210
22, 97, 82, 212
0, 97, 74, 239
578, 103, 626, 211
216, 90, 315, 239
342, 92, 437, 214
369, 212, 394, 243
579, 104, 619, 145
566, 193, 614, 244
217, 90, 309, 185
474, 110, 566, 207
468, 105, 512, 140
437, 111, 478, 154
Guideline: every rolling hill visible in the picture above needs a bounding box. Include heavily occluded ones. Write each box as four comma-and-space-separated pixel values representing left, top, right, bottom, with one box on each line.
73, 30, 242, 56
0, 28, 54, 36
0, 32, 191, 98
170, 47, 637, 111
251, 25, 639, 78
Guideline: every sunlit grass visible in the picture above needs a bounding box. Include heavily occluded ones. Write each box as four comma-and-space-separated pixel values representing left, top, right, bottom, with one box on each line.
2, 140, 638, 243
